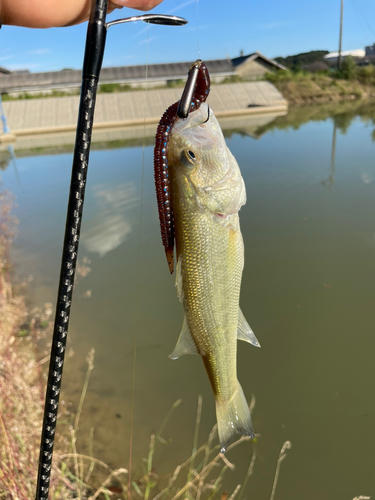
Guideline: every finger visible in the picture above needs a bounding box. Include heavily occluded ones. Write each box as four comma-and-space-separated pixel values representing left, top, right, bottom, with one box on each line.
110, 0, 164, 11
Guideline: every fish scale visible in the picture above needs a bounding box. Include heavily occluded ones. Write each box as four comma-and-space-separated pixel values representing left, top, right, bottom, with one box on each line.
167, 103, 259, 452
181, 212, 241, 397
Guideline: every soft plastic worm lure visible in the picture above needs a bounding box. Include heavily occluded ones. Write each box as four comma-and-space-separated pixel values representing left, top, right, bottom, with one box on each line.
154, 59, 210, 274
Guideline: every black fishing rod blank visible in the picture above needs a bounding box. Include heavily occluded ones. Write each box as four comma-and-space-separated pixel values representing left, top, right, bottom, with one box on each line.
35, 2, 187, 498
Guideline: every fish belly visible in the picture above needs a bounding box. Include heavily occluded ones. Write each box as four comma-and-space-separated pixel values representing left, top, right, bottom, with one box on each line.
177, 210, 243, 401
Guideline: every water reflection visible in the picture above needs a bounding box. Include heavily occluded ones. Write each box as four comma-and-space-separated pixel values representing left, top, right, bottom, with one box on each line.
322, 122, 337, 189
2, 102, 375, 500
256, 99, 375, 137
0, 146, 20, 183
83, 182, 138, 257
254, 100, 375, 190
361, 172, 372, 184
0, 152, 10, 171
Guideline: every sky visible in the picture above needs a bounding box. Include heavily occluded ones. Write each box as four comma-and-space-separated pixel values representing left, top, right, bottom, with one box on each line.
1, 0, 375, 73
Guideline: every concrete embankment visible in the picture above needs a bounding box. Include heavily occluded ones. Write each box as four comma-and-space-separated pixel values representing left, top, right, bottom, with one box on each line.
0, 82, 287, 152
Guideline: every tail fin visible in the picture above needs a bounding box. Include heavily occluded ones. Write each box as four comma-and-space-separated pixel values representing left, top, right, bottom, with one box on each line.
215, 381, 254, 453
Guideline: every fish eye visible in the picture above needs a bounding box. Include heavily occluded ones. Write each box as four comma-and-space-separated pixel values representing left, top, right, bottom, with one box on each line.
181, 149, 197, 168
187, 150, 196, 161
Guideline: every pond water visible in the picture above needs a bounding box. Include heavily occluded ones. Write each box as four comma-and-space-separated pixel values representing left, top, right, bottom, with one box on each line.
1, 101, 375, 499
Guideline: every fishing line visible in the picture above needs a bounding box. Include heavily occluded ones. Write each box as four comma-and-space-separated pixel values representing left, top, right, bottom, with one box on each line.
128, 21, 150, 500
196, 0, 201, 58
349, 0, 375, 39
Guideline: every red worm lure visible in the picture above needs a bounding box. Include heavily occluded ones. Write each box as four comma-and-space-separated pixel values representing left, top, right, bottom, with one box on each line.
154, 60, 210, 274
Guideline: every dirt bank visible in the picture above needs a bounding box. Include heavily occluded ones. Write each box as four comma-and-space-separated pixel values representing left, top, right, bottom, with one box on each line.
271, 75, 375, 105
0, 192, 76, 498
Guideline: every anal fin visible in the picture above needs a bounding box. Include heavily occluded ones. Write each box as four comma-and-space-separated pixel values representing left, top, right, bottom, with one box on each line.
237, 308, 260, 347
169, 314, 199, 359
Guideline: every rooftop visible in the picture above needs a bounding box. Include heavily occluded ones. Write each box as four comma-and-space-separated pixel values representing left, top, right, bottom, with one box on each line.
0, 53, 284, 93
324, 49, 366, 60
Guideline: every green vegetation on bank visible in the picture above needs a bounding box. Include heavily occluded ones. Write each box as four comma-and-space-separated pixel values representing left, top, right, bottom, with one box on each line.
0, 79, 189, 101
274, 50, 329, 70
265, 58, 375, 104
253, 99, 375, 139
1, 88, 81, 101
0, 76, 247, 102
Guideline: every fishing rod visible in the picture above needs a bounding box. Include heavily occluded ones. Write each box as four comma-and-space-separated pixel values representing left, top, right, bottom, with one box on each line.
35, 2, 187, 498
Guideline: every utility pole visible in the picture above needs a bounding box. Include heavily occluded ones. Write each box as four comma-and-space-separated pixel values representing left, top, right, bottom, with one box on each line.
338, 0, 344, 69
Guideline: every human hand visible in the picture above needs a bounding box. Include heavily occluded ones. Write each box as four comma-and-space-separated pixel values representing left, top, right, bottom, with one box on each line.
1, 0, 165, 29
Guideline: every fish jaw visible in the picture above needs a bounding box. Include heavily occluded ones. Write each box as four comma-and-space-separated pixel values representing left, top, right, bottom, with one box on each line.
168, 103, 246, 219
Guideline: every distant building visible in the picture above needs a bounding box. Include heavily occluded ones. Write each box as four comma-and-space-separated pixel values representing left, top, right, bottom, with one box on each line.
0, 66, 12, 75
324, 49, 365, 66
365, 43, 375, 56
0, 52, 285, 96
232, 52, 286, 79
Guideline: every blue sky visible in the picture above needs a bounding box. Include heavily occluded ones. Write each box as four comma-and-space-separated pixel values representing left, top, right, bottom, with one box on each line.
1, 0, 375, 73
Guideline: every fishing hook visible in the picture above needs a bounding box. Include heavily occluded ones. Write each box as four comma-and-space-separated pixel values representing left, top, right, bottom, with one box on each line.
202, 105, 210, 123
189, 105, 211, 128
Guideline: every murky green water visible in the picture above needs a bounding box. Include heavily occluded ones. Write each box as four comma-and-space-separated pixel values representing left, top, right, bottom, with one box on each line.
1, 101, 375, 499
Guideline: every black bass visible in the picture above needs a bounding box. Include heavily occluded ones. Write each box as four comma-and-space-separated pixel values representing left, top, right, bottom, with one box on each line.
154, 61, 260, 452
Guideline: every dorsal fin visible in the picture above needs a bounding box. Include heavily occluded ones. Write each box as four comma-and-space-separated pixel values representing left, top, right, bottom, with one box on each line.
169, 315, 199, 359
237, 308, 260, 347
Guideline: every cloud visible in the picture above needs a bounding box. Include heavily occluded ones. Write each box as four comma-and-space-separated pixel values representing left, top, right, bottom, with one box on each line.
6, 63, 41, 70
94, 183, 139, 211
138, 36, 158, 46
0, 55, 14, 62
131, 0, 195, 38
83, 182, 139, 257
27, 48, 51, 55
166, 0, 197, 15
133, 24, 151, 38
179, 23, 213, 33
84, 215, 132, 257
361, 172, 372, 184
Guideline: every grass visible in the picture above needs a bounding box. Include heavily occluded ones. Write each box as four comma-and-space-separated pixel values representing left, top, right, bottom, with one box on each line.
0, 190, 73, 499
59, 351, 259, 500
0, 80, 180, 101
1, 89, 81, 101
0, 189, 297, 500
0, 76, 241, 102
58, 351, 293, 500
264, 63, 375, 104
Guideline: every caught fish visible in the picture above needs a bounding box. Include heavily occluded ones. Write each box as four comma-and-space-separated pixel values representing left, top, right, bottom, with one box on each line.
154, 61, 260, 452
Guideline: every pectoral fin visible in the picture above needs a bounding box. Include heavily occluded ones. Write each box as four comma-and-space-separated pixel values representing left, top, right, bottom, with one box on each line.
169, 315, 199, 359
237, 308, 260, 347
